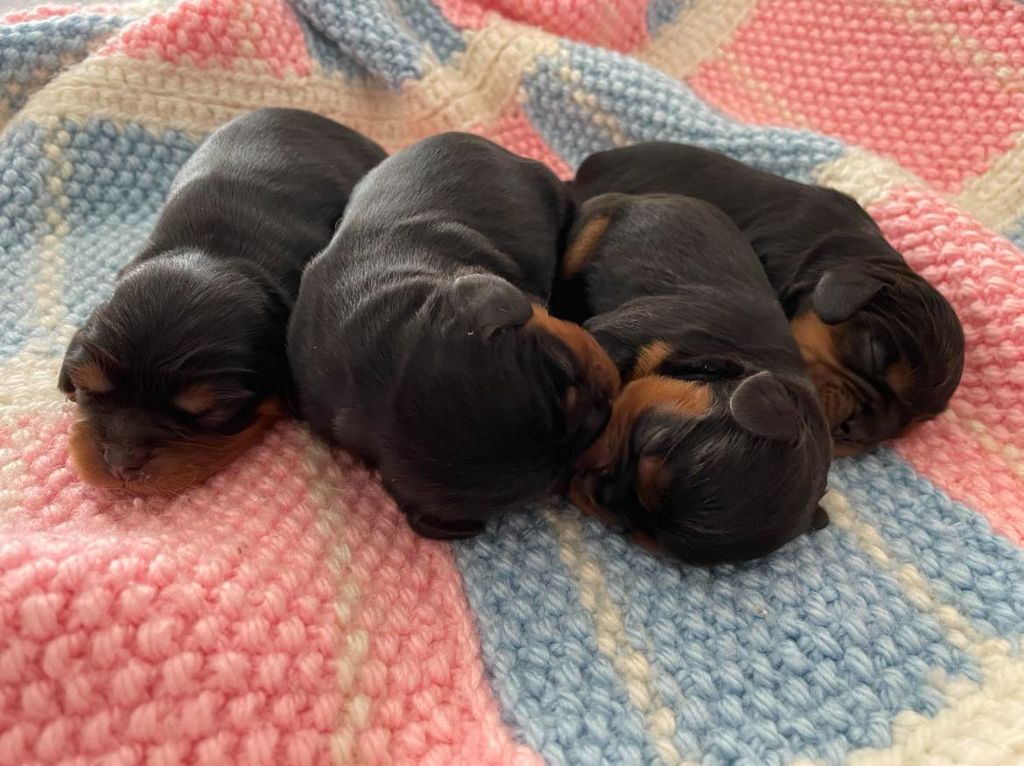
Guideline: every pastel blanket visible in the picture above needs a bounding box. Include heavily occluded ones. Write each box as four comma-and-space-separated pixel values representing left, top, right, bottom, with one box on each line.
2, 1, 1024, 764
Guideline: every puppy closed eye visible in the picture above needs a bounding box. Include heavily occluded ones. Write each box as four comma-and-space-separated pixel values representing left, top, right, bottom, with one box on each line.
173, 384, 251, 427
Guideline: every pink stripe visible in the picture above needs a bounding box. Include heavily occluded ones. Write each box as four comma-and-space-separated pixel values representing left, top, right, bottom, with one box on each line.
688, 58, 792, 126
433, 0, 493, 31
331, 465, 541, 766
903, 0, 1024, 80
463, 0, 650, 52
1, 6, 81, 23
867, 185, 1024, 450
718, 0, 1024, 192
469, 104, 574, 179
99, 0, 312, 78
0, 418, 342, 765
896, 416, 1024, 546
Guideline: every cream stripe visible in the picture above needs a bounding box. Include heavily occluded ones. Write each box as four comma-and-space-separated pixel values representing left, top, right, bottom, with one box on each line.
9, 18, 560, 150
546, 510, 692, 766
821, 490, 1024, 764
955, 133, 1024, 232
812, 148, 921, 209
943, 408, 1024, 482
294, 435, 366, 766
637, 0, 760, 81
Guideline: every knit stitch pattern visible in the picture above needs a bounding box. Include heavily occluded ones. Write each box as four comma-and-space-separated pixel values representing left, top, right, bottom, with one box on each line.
1, 1, 1023, 764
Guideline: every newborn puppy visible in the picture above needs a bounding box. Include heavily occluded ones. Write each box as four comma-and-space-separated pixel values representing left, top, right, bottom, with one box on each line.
572, 143, 965, 455
289, 132, 620, 540
559, 193, 831, 565
59, 108, 386, 494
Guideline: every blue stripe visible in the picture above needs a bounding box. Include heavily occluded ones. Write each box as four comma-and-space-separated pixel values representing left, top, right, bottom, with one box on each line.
289, 0, 424, 88
521, 41, 846, 181
455, 510, 660, 766
393, 0, 465, 63
59, 120, 197, 332
0, 14, 127, 115
646, 0, 691, 36
1005, 217, 1024, 251
830, 449, 1024, 642
578, 495, 975, 765
0, 121, 54, 360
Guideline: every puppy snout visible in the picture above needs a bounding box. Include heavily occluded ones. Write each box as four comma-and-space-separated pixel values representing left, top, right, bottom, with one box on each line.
103, 444, 149, 481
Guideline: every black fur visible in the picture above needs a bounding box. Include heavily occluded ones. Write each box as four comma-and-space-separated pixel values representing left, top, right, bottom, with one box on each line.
288, 132, 618, 538
59, 108, 385, 492
571, 143, 965, 453
560, 193, 832, 565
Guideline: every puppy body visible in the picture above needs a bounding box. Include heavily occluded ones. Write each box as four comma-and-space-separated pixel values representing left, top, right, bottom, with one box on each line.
60, 108, 386, 494
289, 133, 619, 538
572, 143, 965, 454
561, 193, 831, 565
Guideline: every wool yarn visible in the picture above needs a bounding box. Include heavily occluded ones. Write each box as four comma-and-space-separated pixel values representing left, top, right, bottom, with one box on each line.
2, 1, 1023, 764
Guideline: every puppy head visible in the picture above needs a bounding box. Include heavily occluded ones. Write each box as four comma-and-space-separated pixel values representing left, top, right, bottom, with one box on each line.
380, 273, 620, 537
793, 263, 964, 455
572, 348, 831, 565
58, 252, 288, 495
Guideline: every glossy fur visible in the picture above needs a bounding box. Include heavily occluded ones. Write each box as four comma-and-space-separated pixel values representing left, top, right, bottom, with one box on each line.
572, 143, 965, 454
59, 108, 386, 494
556, 193, 832, 565
288, 133, 620, 539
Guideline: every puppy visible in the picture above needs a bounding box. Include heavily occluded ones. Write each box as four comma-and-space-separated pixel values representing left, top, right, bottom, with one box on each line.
288, 132, 620, 539
59, 108, 386, 495
572, 143, 965, 455
558, 193, 831, 565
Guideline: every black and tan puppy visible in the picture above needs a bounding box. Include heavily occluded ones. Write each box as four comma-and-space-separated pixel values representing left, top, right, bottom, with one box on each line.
558, 193, 831, 565
58, 108, 386, 495
572, 143, 965, 455
288, 132, 620, 539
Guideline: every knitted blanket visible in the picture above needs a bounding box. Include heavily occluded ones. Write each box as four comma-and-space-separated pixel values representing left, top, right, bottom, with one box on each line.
2, 1, 1023, 764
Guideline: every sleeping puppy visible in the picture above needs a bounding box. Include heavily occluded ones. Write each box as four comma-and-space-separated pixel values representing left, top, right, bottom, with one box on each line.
558, 193, 831, 565
288, 132, 620, 540
58, 108, 386, 495
572, 143, 965, 455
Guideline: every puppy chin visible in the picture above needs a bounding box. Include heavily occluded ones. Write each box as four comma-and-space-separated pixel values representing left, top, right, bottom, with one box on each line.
67, 399, 283, 496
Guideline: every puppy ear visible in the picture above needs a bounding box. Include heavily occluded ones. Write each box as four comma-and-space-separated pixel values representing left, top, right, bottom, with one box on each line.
729, 371, 802, 442
58, 330, 87, 400
451, 273, 533, 338
811, 268, 886, 324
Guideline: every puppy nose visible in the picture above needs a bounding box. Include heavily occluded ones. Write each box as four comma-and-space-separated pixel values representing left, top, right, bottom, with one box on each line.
103, 445, 148, 480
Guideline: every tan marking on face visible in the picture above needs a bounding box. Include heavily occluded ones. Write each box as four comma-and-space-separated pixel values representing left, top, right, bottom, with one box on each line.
636, 453, 669, 512
70, 362, 112, 395
173, 383, 218, 415
577, 375, 711, 474
790, 312, 840, 367
562, 215, 610, 278
67, 397, 284, 496
790, 312, 856, 429
885, 359, 913, 397
527, 304, 622, 401
630, 340, 673, 381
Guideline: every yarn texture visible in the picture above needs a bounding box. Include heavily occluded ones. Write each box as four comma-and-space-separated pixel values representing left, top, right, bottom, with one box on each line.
1, 1, 1023, 764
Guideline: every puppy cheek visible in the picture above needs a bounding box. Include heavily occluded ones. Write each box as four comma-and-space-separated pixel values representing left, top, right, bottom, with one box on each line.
67, 418, 121, 489
808, 370, 855, 427
134, 407, 282, 495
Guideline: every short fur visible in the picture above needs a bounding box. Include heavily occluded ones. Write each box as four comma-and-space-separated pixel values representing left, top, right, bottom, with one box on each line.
556, 193, 832, 565
59, 108, 386, 494
288, 133, 620, 539
572, 143, 965, 454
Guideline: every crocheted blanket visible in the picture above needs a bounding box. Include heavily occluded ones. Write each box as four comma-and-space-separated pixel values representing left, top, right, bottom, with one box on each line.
2, 1, 1023, 764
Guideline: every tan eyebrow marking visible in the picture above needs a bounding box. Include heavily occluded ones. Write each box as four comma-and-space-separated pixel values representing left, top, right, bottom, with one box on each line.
70, 362, 112, 394
173, 384, 218, 415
